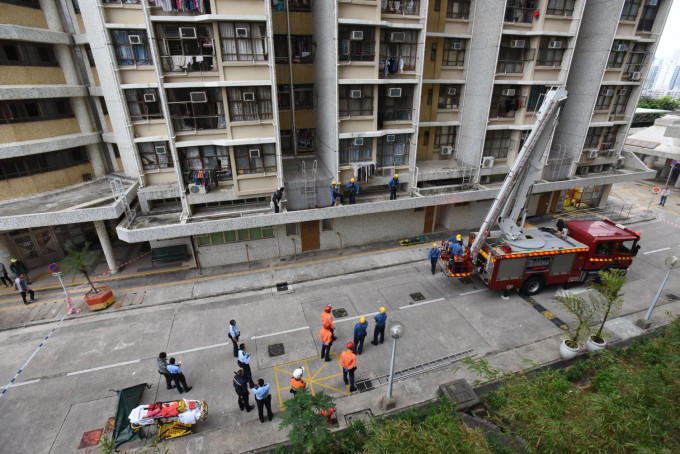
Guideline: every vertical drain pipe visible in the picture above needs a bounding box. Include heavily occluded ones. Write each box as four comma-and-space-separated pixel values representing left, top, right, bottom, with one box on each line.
245, 244, 251, 268
337, 232, 343, 255
291, 237, 297, 260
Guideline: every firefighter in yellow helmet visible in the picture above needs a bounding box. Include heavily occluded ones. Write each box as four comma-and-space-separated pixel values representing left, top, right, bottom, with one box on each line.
353, 316, 368, 354
388, 174, 401, 200
330, 180, 344, 206
371, 307, 388, 345
428, 242, 441, 275
346, 177, 359, 205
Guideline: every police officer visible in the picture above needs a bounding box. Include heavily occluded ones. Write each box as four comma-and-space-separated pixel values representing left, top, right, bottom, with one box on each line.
346, 178, 359, 204
252, 378, 274, 423
320, 322, 333, 362
228, 319, 240, 358
428, 243, 441, 275
387, 174, 401, 200
340, 342, 358, 392
290, 367, 307, 395
371, 307, 387, 345
238, 343, 256, 388
321, 305, 337, 340
330, 181, 345, 206
233, 369, 254, 412
353, 316, 368, 355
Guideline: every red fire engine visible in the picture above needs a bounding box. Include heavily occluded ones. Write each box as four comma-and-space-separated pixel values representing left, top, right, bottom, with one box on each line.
441, 87, 641, 295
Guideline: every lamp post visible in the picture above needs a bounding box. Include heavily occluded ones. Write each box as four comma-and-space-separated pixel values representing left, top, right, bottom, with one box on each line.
637, 256, 679, 329
385, 321, 404, 403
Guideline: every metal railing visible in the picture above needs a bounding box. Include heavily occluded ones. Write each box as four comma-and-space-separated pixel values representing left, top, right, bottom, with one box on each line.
560, 203, 636, 222
381, 0, 419, 15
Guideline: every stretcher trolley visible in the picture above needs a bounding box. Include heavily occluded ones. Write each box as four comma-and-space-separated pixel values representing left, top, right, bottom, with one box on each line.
128, 399, 208, 440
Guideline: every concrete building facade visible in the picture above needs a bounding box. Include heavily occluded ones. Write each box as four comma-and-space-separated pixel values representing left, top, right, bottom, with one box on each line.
0, 0, 672, 271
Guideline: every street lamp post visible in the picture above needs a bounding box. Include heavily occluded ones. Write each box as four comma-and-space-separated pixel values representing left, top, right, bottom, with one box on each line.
637, 256, 679, 329
385, 321, 404, 403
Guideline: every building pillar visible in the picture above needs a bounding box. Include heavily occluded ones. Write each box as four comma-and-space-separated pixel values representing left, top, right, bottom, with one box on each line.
94, 221, 118, 274
644, 155, 657, 167
0, 234, 14, 263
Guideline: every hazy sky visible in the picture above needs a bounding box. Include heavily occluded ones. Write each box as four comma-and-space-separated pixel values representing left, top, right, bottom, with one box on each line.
655, 1, 680, 58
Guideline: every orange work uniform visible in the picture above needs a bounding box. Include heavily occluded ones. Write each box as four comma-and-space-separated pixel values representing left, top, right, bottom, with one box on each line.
321, 312, 335, 329
340, 349, 357, 391
319, 327, 333, 361
290, 377, 306, 394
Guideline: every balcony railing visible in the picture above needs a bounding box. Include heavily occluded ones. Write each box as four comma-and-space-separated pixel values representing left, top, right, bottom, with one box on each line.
496, 60, 524, 74
383, 108, 413, 121
160, 55, 217, 75
382, 0, 419, 15
504, 6, 535, 24
489, 96, 527, 119
172, 115, 226, 132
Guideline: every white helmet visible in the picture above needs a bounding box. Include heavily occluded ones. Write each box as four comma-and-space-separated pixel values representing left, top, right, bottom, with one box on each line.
293, 368, 303, 379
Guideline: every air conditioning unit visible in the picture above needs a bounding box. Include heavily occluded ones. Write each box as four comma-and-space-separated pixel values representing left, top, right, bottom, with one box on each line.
180, 27, 197, 39
353, 137, 364, 146
602, 89, 615, 96
446, 87, 457, 95
481, 156, 495, 168
190, 92, 207, 103
510, 40, 525, 48
548, 41, 563, 49
631, 72, 641, 81
128, 35, 142, 45
648, 0, 658, 5
350, 90, 362, 99
440, 146, 453, 155
249, 148, 261, 158
188, 183, 207, 194
236, 27, 248, 38
155, 144, 167, 154
385, 134, 395, 143
618, 88, 628, 95
351, 30, 364, 40
391, 32, 406, 43
387, 87, 402, 97
243, 92, 256, 102
501, 88, 516, 96
452, 41, 462, 50
143, 93, 156, 103
587, 150, 598, 159
616, 43, 628, 52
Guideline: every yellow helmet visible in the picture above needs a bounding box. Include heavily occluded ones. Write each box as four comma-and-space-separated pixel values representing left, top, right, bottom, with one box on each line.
332, 180, 337, 185
433, 243, 438, 247
394, 174, 399, 179
379, 307, 386, 314
359, 316, 366, 324
350, 178, 355, 183
456, 234, 462, 241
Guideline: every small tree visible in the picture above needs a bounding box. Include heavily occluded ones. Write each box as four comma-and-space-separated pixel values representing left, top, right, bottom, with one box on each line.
278, 388, 335, 453
554, 291, 596, 348
61, 242, 100, 293
588, 269, 625, 342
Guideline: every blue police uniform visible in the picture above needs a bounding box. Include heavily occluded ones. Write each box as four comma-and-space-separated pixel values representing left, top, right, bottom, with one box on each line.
346, 181, 359, 204
353, 321, 368, 354
388, 177, 401, 200
428, 246, 441, 275
252, 382, 273, 423
371, 312, 388, 345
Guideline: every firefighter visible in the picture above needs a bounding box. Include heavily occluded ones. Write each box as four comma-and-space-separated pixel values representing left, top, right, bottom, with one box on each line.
388, 174, 401, 200
353, 316, 368, 355
346, 178, 359, 204
319, 322, 333, 362
449, 240, 464, 273
428, 243, 441, 275
340, 342, 358, 392
321, 305, 337, 340
371, 307, 387, 345
290, 367, 307, 395
330, 181, 345, 206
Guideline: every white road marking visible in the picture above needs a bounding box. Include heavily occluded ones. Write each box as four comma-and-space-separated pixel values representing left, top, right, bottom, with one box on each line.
67, 359, 141, 376
459, 289, 488, 296
334, 312, 380, 324
399, 297, 445, 310
10, 379, 40, 387
644, 247, 671, 255
250, 326, 308, 340
171, 342, 231, 355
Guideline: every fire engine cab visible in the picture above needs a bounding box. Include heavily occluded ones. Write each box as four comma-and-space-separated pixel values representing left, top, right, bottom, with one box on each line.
441, 87, 641, 295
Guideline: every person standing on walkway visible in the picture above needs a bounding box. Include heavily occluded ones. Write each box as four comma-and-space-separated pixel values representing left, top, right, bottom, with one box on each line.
0, 262, 12, 287
290, 367, 307, 395
166, 357, 192, 394
346, 178, 359, 205
14, 274, 34, 305
320, 322, 333, 362
156, 352, 175, 390
9, 258, 30, 284
428, 243, 441, 275
228, 319, 240, 358
233, 369, 254, 412
238, 343, 256, 388
272, 187, 284, 213
252, 378, 274, 423
340, 342, 358, 392
371, 307, 387, 345
388, 174, 401, 200
660, 186, 671, 206
321, 305, 337, 340
353, 317, 368, 355
330, 181, 345, 206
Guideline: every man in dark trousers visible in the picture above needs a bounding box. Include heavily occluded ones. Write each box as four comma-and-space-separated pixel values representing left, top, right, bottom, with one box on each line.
428, 243, 441, 275
353, 316, 368, 355
319, 322, 333, 362
156, 352, 175, 390
237, 343, 256, 388
0, 262, 12, 287
233, 369, 254, 412
340, 342, 358, 392
252, 378, 273, 423
14, 274, 35, 305
228, 319, 240, 358
10, 258, 30, 284
387, 174, 401, 200
166, 357, 192, 394
272, 187, 284, 213
346, 178, 359, 204
371, 307, 387, 345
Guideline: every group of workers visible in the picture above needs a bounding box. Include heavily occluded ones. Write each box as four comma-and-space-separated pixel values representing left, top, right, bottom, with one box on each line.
428, 234, 468, 275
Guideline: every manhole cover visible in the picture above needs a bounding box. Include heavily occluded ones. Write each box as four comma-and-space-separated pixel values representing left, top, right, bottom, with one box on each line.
276, 282, 288, 292
666, 293, 679, 301
332, 308, 348, 318
344, 408, 373, 425
356, 380, 374, 392
410, 292, 425, 301
268, 343, 285, 357
459, 277, 473, 285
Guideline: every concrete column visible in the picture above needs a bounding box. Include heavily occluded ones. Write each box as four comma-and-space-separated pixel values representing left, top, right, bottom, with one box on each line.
94, 221, 118, 274
674, 174, 680, 189
644, 155, 657, 167
0, 234, 14, 263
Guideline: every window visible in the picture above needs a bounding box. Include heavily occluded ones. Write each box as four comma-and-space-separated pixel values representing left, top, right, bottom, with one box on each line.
0, 98, 74, 124
227, 86, 272, 121
446, 0, 470, 19
619, 239, 637, 254
505, 0, 536, 23
112, 143, 120, 158
273, 35, 313, 63
595, 242, 613, 256
624, 43, 650, 76
84, 45, 96, 67
0, 41, 58, 67
637, 5, 658, 32
526, 86, 548, 112
125, 89, 162, 121
434, 0, 441, 11
0, 148, 88, 181
155, 24, 215, 72
0, 0, 41, 8
430, 42, 437, 61
483, 130, 512, 159
380, 29, 418, 72
322, 219, 333, 231
378, 134, 410, 167
339, 85, 374, 117
442, 39, 466, 66
620, 0, 642, 21
277, 84, 313, 111
600, 126, 619, 151
382, 0, 419, 15
286, 0, 311, 11
280, 130, 294, 156
497, 37, 533, 74
546, 0, 575, 17
234, 144, 276, 174
219, 22, 267, 61
167, 87, 225, 131
607, 40, 629, 69
296, 128, 315, 152
595, 86, 615, 111
111, 30, 151, 66
182, 145, 232, 180
612, 88, 632, 116
434, 126, 457, 149
584, 127, 604, 149
138, 142, 173, 171
196, 227, 275, 246
338, 26, 376, 62
490, 87, 524, 119
339, 138, 372, 166
100, 98, 108, 115
427, 88, 433, 105
286, 223, 298, 236
438, 85, 461, 109
380, 85, 414, 121
537, 37, 566, 67
423, 130, 430, 146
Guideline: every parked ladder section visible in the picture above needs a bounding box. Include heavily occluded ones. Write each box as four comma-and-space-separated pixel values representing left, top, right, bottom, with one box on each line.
355, 349, 475, 392
301, 160, 317, 208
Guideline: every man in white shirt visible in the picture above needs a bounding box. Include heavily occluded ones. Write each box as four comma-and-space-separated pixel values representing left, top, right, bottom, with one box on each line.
660, 186, 671, 207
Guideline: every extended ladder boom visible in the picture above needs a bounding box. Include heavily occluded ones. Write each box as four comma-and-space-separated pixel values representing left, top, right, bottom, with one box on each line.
470, 87, 568, 258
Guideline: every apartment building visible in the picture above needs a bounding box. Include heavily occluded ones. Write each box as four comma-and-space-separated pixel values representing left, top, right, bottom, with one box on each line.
0, 0, 671, 271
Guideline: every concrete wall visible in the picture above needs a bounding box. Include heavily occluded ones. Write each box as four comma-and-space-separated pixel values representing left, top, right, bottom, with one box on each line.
0, 163, 95, 200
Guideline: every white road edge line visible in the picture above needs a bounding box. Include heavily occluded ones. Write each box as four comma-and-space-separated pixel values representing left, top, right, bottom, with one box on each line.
459, 289, 488, 296
251, 326, 308, 340
644, 247, 671, 255
67, 359, 142, 376
334, 312, 380, 324
10, 379, 40, 387
171, 342, 231, 355
399, 297, 445, 310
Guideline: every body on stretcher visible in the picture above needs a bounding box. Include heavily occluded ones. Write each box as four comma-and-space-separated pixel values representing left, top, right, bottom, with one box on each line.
129, 399, 208, 440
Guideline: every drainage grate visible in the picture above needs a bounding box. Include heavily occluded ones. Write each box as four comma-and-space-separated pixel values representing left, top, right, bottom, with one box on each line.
332, 308, 348, 318
344, 409, 374, 425
458, 277, 473, 285
276, 282, 288, 292
268, 343, 285, 357
410, 292, 425, 301
356, 379, 374, 393
666, 293, 679, 301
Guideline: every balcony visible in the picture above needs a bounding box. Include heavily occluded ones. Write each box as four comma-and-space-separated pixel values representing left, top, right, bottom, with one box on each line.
496, 60, 525, 74
381, 0, 419, 16
504, 2, 537, 24
489, 94, 526, 120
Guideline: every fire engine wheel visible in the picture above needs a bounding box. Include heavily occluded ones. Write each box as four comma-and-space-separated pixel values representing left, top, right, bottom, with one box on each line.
520, 276, 544, 296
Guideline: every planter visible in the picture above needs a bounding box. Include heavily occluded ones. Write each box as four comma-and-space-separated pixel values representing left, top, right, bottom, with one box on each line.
559, 339, 579, 360
585, 335, 607, 353
83, 285, 115, 311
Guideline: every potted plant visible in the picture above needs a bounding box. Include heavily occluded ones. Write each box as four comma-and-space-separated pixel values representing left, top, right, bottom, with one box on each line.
61, 242, 115, 311
554, 290, 596, 360
585, 269, 625, 353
